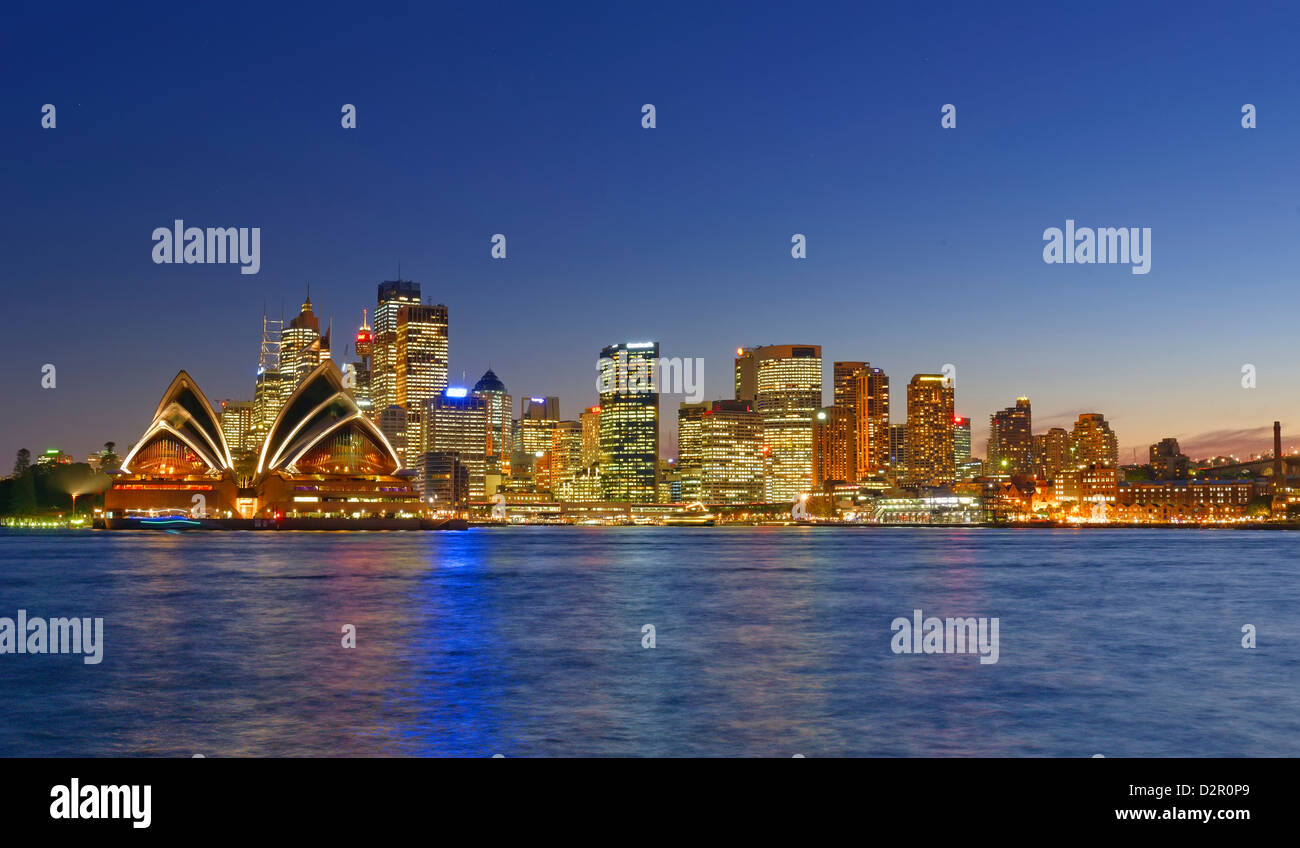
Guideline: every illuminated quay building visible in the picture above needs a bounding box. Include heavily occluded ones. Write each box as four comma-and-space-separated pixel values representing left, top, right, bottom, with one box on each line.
751, 345, 822, 503
599, 341, 660, 502
904, 373, 955, 486
699, 400, 764, 503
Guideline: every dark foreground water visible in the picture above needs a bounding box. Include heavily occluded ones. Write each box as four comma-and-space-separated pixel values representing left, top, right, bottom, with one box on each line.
0, 527, 1296, 757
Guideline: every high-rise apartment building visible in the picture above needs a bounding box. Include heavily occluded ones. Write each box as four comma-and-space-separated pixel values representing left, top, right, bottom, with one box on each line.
1071, 413, 1119, 467
905, 374, 955, 486
1034, 427, 1071, 479
813, 405, 855, 486
988, 397, 1033, 474
954, 416, 971, 465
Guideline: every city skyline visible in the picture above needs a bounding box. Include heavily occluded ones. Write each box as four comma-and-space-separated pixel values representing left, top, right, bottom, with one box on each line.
7, 2, 1300, 464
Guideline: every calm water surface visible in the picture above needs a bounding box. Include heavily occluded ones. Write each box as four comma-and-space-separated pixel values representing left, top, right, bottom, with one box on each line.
0, 527, 1296, 757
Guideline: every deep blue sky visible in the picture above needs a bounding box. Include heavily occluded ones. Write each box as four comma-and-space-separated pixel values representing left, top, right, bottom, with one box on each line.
5, 1, 1300, 463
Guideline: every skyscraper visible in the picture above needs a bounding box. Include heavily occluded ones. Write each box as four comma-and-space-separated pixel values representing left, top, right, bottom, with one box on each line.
905, 374, 955, 486
423, 387, 488, 498
219, 400, 255, 455
1034, 427, 1071, 479
812, 405, 855, 486
1071, 413, 1119, 467
473, 369, 512, 487
854, 366, 890, 476
279, 294, 324, 402
598, 341, 660, 502
700, 400, 764, 503
734, 347, 758, 403
954, 415, 971, 465
579, 406, 602, 467
371, 279, 422, 412
251, 313, 284, 449
677, 401, 710, 501
987, 397, 1032, 474
755, 345, 822, 502
395, 303, 449, 409
519, 396, 560, 460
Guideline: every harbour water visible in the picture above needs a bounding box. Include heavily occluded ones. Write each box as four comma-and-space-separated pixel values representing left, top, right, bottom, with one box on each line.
0, 527, 1296, 757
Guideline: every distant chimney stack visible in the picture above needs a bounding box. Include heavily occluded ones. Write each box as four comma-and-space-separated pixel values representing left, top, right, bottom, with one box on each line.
1274, 421, 1284, 487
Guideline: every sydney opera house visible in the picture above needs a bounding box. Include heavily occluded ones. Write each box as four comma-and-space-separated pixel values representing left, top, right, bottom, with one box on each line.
103, 363, 453, 529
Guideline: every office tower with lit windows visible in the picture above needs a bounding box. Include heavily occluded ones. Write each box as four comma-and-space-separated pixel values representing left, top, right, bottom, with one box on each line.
813, 405, 855, 486
279, 294, 326, 404
734, 347, 758, 403
954, 416, 972, 465
988, 397, 1033, 474
371, 279, 422, 412
1034, 427, 1072, 479
395, 303, 449, 409
699, 400, 764, 503
519, 396, 561, 464
754, 345, 823, 502
472, 369, 512, 488
889, 424, 908, 469
677, 401, 710, 501
849, 365, 890, 476
219, 400, 256, 454
422, 387, 488, 498
599, 341, 660, 502
378, 405, 409, 467
1071, 413, 1119, 467
905, 374, 955, 486
548, 420, 583, 498
579, 406, 602, 468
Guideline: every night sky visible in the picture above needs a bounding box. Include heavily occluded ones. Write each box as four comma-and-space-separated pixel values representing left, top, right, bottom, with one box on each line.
5, 1, 1300, 463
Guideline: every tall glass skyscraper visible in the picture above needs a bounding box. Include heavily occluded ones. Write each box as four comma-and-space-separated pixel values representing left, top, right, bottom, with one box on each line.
598, 341, 660, 502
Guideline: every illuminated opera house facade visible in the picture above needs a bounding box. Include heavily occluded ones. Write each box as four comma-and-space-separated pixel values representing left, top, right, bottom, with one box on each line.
104, 363, 429, 526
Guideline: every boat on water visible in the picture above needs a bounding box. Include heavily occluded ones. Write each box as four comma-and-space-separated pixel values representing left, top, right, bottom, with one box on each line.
663, 503, 717, 526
